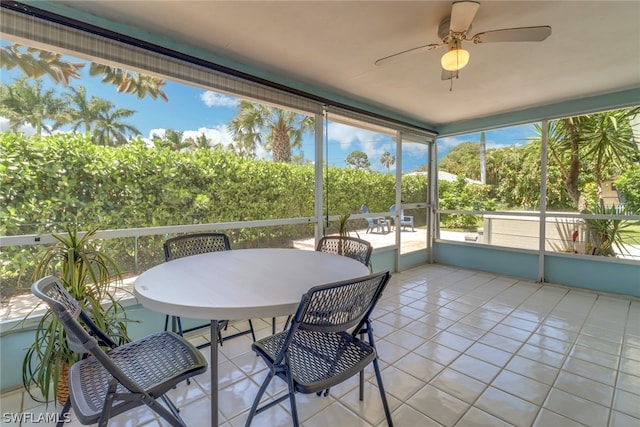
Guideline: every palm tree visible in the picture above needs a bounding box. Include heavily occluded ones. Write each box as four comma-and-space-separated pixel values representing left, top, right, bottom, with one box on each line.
89, 63, 168, 101
194, 133, 212, 149
152, 129, 191, 151
94, 105, 141, 146
0, 77, 65, 134
1, 44, 84, 85
229, 101, 314, 162
59, 86, 112, 134
547, 116, 590, 212
2, 44, 168, 101
581, 108, 639, 206
380, 151, 395, 173
536, 107, 639, 212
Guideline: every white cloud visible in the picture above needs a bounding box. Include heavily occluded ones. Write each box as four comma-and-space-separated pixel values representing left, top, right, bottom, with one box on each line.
148, 127, 167, 139
326, 122, 383, 151
148, 125, 235, 148
325, 123, 404, 172
183, 125, 234, 147
200, 91, 239, 108
363, 142, 396, 173
437, 136, 464, 151
0, 116, 37, 136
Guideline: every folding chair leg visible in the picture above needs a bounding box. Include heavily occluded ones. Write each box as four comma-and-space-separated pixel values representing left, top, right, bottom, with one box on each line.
146, 396, 187, 427
56, 397, 72, 427
245, 371, 275, 426
248, 319, 256, 342
373, 358, 393, 427
98, 381, 118, 427
285, 371, 300, 427
160, 395, 181, 418
359, 331, 366, 400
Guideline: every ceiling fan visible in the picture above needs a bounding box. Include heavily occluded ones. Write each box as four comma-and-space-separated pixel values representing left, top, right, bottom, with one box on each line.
374, 1, 552, 80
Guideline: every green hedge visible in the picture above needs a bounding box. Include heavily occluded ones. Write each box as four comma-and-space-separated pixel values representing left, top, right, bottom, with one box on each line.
1, 132, 432, 299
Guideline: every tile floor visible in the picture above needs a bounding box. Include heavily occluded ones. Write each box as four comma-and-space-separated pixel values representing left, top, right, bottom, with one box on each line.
2, 264, 639, 426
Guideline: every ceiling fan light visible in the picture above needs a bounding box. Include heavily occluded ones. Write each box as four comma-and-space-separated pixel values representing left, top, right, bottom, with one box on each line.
441, 47, 470, 71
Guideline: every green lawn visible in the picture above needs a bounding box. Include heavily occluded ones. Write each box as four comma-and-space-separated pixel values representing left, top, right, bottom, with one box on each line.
620, 223, 640, 244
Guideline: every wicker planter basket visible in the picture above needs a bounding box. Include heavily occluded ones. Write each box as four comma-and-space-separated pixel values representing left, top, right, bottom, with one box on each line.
56, 363, 70, 405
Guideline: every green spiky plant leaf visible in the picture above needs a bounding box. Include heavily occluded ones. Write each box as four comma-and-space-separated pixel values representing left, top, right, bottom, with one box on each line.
21, 225, 130, 404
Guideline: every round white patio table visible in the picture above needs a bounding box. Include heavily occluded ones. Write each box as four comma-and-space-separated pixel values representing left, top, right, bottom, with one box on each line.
134, 248, 371, 426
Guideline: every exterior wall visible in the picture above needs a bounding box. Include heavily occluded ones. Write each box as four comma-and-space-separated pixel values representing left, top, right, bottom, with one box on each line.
484, 214, 581, 252
602, 180, 621, 208
433, 241, 539, 281
434, 241, 640, 297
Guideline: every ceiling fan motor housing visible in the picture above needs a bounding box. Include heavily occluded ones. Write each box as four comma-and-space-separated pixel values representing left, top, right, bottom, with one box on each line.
438, 17, 471, 40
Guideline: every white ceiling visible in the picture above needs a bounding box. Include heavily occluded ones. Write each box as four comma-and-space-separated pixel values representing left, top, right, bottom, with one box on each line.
51, 1, 640, 133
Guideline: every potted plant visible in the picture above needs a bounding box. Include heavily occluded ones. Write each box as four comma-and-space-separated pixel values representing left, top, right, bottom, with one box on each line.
583, 203, 635, 256
22, 225, 130, 405
337, 213, 355, 237
332, 213, 373, 271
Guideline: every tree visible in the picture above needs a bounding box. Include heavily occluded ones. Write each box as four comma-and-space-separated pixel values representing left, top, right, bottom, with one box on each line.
439, 141, 480, 180
152, 129, 191, 151
2, 44, 168, 101
581, 108, 639, 206
616, 165, 640, 213
193, 133, 212, 149
537, 107, 639, 212
0, 77, 65, 134
380, 151, 395, 172
438, 140, 573, 210
229, 101, 313, 162
89, 63, 168, 101
1, 44, 84, 86
345, 150, 370, 170
492, 143, 547, 209
59, 86, 111, 134
94, 105, 140, 146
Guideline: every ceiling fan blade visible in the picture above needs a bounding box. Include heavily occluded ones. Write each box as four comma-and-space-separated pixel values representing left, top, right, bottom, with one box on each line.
441, 69, 459, 80
450, 1, 480, 33
374, 43, 442, 66
472, 26, 552, 43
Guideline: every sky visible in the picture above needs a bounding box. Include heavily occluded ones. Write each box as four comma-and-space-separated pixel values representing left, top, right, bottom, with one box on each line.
1, 42, 537, 174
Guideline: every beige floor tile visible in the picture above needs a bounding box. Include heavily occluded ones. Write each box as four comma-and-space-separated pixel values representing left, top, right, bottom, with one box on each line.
492, 370, 550, 406
430, 368, 487, 404
543, 388, 609, 427
475, 386, 540, 427
406, 384, 469, 427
